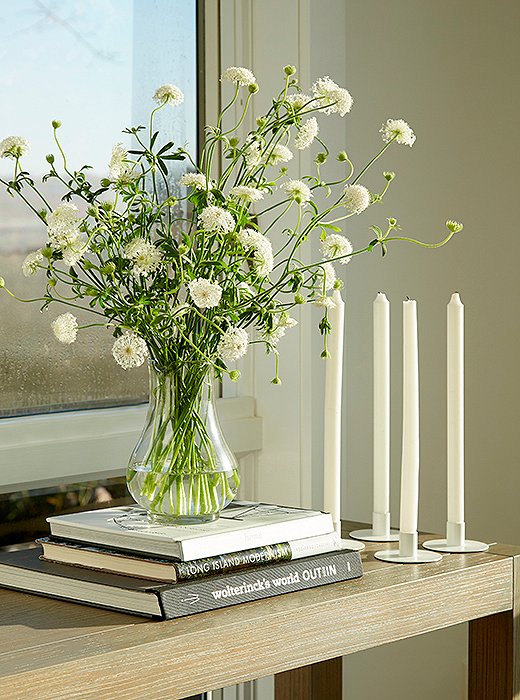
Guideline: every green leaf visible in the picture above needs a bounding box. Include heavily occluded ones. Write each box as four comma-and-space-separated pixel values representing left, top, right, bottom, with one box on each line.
322, 223, 342, 232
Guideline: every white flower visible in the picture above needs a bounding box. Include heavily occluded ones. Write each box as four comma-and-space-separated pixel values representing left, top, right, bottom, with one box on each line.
0, 136, 30, 159
313, 295, 337, 309
153, 84, 184, 105
47, 203, 81, 246
22, 250, 44, 277
124, 237, 162, 278
281, 179, 312, 204
112, 331, 148, 369
61, 234, 88, 267
51, 313, 78, 344
267, 144, 293, 165
198, 205, 235, 233
244, 141, 262, 167
229, 185, 264, 202
286, 94, 313, 110
294, 117, 319, 150
109, 143, 133, 182
320, 233, 353, 265
221, 66, 256, 86
312, 76, 353, 116
188, 277, 223, 308
261, 314, 298, 346
380, 118, 416, 147
218, 327, 249, 362
180, 172, 213, 190
343, 184, 370, 214
238, 228, 274, 277
320, 262, 337, 290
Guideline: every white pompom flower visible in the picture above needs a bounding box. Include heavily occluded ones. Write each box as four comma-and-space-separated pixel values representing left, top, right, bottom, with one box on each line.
22, 250, 44, 277
313, 295, 337, 309
221, 66, 256, 86
51, 312, 78, 344
312, 76, 353, 117
109, 143, 134, 182
320, 262, 337, 290
188, 277, 223, 309
286, 94, 313, 110
261, 313, 299, 347
343, 184, 371, 214
153, 84, 184, 105
47, 203, 81, 246
198, 205, 235, 233
266, 144, 293, 165
244, 141, 262, 168
124, 238, 162, 278
320, 233, 354, 265
229, 185, 265, 202
112, 331, 148, 369
218, 326, 249, 362
180, 172, 213, 190
294, 117, 319, 150
280, 179, 312, 204
380, 118, 416, 147
0, 136, 30, 159
61, 234, 88, 267
238, 228, 274, 277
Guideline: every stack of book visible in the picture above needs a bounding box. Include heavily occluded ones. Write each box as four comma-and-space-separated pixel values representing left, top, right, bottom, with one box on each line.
0, 501, 363, 620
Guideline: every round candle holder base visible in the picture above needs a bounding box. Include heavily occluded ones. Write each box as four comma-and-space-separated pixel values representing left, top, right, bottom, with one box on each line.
349, 528, 399, 542
339, 538, 366, 551
422, 538, 489, 553
423, 521, 489, 553
375, 531, 442, 564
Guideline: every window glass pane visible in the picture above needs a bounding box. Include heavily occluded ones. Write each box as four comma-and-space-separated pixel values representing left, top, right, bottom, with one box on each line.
0, 0, 197, 416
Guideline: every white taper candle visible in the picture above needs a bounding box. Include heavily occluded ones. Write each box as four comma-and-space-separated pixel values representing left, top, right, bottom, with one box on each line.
323, 289, 345, 535
399, 299, 420, 534
447, 293, 464, 524
373, 292, 390, 515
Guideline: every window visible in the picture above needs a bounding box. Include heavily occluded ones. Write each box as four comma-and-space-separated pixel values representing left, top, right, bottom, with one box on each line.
0, 0, 198, 417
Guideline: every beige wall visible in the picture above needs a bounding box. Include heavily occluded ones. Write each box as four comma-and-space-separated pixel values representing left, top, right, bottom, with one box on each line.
310, 1, 520, 698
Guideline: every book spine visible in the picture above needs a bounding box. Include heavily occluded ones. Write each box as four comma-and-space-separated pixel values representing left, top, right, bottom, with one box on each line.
158, 549, 363, 619
179, 512, 334, 561
172, 532, 341, 581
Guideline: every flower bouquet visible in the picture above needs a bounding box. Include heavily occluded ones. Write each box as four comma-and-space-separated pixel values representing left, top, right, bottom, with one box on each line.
0, 65, 462, 523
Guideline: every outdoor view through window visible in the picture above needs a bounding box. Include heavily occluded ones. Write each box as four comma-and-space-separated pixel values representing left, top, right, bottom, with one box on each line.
0, 0, 197, 416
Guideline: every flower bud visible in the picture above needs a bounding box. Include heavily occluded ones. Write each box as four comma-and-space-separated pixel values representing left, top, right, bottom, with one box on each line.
87, 206, 98, 218
256, 116, 267, 128
101, 262, 116, 276
178, 244, 189, 256
333, 279, 344, 290
446, 219, 463, 233
337, 151, 349, 162
383, 171, 396, 181
315, 152, 327, 164
45, 153, 55, 164
271, 376, 282, 385
284, 65, 297, 76
100, 178, 111, 188
83, 259, 93, 270
101, 201, 115, 211
294, 293, 306, 304
229, 370, 241, 382
388, 217, 398, 227
0, 277, 5, 288
48, 278, 57, 287
38, 208, 47, 220
229, 137, 239, 147
321, 349, 331, 359
248, 83, 259, 94
41, 247, 53, 259
51, 120, 62, 129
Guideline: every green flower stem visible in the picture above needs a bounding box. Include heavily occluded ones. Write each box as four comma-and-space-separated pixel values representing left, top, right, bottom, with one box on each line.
351, 138, 396, 185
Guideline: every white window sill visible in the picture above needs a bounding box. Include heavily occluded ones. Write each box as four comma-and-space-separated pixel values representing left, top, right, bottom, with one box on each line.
0, 397, 262, 493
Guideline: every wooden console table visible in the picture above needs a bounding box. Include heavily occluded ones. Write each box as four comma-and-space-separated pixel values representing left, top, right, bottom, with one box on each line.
0, 522, 518, 699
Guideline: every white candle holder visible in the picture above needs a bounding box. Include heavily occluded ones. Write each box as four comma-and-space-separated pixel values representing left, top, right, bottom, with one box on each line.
350, 511, 399, 542
375, 531, 442, 564
423, 521, 489, 553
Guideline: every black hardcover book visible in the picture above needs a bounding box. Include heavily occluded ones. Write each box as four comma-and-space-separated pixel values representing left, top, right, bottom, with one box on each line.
0, 546, 363, 620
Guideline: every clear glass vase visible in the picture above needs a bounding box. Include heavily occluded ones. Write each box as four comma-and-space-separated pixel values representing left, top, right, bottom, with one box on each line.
126, 362, 240, 524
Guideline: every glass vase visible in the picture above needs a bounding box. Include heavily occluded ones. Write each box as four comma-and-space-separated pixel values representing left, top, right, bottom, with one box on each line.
126, 362, 240, 524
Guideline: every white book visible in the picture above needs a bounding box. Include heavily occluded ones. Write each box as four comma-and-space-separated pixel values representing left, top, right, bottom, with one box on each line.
46, 501, 335, 561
